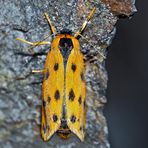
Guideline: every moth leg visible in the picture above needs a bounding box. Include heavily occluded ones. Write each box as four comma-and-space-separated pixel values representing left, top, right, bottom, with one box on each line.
74, 7, 96, 38
32, 69, 44, 73
44, 12, 57, 35
16, 38, 49, 46
16, 38, 50, 55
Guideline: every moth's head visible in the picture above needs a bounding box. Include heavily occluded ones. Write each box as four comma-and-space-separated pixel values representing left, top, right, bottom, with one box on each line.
60, 28, 72, 35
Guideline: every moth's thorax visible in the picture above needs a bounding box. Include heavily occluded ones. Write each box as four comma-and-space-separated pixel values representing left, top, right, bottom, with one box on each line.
51, 34, 80, 51
51, 34, 81, 69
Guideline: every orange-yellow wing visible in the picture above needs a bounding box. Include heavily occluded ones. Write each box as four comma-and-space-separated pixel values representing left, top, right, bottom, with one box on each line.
41, 37, 64, 141
66, 37, 86, 141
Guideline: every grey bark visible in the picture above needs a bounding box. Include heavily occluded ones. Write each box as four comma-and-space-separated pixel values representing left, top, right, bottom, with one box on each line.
0, 0, 136, 148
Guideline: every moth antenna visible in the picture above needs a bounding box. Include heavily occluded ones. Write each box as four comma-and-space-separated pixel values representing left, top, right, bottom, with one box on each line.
74, 7, 96, 38
16, 12, 58, 55
44, 12, 57, 35
16, 34, 54, 55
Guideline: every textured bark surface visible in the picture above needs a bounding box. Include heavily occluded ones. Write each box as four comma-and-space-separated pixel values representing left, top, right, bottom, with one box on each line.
101, 0, 136, 16
0, 0, 136, 148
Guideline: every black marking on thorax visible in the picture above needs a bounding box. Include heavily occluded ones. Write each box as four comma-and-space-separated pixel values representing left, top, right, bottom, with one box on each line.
59, 37, 73, 69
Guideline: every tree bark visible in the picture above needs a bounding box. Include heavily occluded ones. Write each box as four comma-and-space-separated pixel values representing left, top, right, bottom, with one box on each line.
0, 0, 136, 147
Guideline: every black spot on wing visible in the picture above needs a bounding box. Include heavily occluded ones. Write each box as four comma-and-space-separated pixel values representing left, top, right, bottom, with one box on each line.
78, 96, 82, 105
54, 63, 59, 71
69, 89, 75, 101
70, 115, 76, 123
53, 114, 58, 122
71, 63, 76, 72
55, 90, 60, 100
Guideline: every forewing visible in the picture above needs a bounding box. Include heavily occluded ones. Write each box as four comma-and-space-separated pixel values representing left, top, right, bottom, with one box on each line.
66, 48, 86, 141
41, 47, 64, 141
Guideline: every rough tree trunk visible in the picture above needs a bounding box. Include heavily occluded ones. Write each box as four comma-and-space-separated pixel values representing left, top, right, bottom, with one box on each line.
0, 0, 136, 148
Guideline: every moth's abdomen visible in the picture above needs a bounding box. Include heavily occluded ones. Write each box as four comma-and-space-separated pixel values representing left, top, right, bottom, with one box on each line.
56, 119, 71, 139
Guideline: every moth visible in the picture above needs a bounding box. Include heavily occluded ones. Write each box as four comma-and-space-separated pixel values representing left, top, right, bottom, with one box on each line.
17, 7, 96, 141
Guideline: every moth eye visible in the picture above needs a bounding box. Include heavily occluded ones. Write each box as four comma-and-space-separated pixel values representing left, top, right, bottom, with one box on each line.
70, 115, 76, 123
